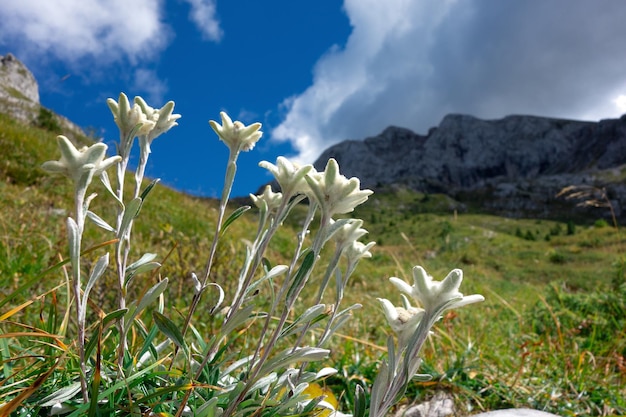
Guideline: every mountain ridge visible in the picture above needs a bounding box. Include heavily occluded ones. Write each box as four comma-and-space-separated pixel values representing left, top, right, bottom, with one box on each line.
314, 113, 626, 221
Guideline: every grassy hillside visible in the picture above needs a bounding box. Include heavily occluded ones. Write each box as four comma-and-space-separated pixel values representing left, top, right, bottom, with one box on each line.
1, 112, 625, 415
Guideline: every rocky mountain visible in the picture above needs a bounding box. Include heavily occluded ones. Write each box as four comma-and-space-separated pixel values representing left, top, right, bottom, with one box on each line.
314, 114, 626, 222
0, 53, 85, 138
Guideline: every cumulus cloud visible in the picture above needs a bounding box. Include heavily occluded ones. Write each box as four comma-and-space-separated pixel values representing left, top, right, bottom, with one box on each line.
0, 0, 171, 64
132, 68, 169, 105
182, 0, 223, 42
273, 0, 626, 164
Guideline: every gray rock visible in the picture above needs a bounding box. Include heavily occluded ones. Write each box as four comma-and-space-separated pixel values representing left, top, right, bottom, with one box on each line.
0, 53, 40, 123
395, 391, 455, 417
0, 53, 86, 139
472, 409, 560, 417
313, 113, 626, 222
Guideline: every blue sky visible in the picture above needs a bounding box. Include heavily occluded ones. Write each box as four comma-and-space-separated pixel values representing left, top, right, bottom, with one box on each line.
2, 0, 626, 197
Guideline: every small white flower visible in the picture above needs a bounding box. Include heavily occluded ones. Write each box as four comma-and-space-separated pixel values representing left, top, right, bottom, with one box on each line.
107, 93, 155, 144
134, 96, 181, 141
41, 136, 121, 184
258, 156, 313, 198
250, 185, 283, 212
344, 240, 375, 264
305, 158, 372, 218
210, 111, 262, 154
390, 266, 484, 312
378, 298, 424, 346
331, 219, 368, 251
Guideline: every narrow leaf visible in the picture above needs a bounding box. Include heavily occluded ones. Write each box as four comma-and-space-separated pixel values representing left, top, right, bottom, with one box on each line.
66, 217, 80, 266
153, 311, 187, 353
195, 397, 220, 417
354, 384, 366, 417
39, 382, 82, 407
206, 283, 225, 314
139, 178, 160, 201
221, 205, 251, 236
82, 253, 109, 313
279, 304, 326, 338
126, 253, 157, 273
102, 308, 128, 328
126, 278, 168, 324
286, 251, 316, 303
100, 171, 124, 207
117, 197, 142, 238
86, 211, 116, 232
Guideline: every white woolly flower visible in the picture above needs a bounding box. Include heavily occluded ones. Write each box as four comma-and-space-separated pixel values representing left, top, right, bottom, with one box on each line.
41, 136, 121, 185
250, 185, 283, 212
331, 219, 368, 252
344, 240, 375, 265
258, 156, 313, 198
134, 96, 181, 142
305, 158, 372, 218
378, 298, 424, 346
390, 266, 484, 313
209, 111, 262, 154
106, 93, 155, 150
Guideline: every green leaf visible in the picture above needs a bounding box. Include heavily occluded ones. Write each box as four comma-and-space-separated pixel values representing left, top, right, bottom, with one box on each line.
279, 304, 326, 339
153, 311, 187, 354
82, 253, 109, 314
195, 397, 221, 417
221, 305, 255, 336
139, 178, 160, 201
102, 308, 128, 328
259, 347, 329, 375
125, 278, 168, 324
99, 171, 124, 207
117, 197, 142, 238
286, 251, 316, 303
39, 382, 82, 407
66, 217, 80, 267
354, 384, 367, 417
67, 361, 163, 416
86, 210, 116, 232
125, 253, 160, 285
221, 205, 251, 236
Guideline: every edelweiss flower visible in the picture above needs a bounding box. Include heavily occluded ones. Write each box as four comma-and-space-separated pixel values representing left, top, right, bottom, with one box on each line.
258, 156, 313, 198
42, 136, 121, 184
390, 266, 484, 312
378, 298, 424, 346
305, 158, 372, 218
210, 112, 262, 154
134, 96, 181, 142
250, 185, 283, 212
343, 240, 375, 265
331, 219, 368, 252
107, 93, 155, 148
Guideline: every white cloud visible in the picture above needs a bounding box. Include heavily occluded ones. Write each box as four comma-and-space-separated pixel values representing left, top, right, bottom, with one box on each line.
132, 68, 168, 105
182, 0, 223, 42
0, 0, 170, 64
273, 0, 626, 164
612, 95, 626, 114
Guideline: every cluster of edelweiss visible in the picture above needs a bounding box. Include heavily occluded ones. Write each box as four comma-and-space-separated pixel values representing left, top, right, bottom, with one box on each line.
40, 93, 483, 417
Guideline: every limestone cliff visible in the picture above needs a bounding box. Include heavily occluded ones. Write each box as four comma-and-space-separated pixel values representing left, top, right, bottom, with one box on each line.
314, 114, 626, 221
0, 53, 40, 123
0, 53, 85, 138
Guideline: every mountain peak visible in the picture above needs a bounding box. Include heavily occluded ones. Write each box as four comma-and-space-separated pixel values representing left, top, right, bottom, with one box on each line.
313, 113, 626, 221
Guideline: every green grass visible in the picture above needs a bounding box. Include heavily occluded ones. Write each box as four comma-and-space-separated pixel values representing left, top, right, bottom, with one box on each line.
1, 112, 625, 415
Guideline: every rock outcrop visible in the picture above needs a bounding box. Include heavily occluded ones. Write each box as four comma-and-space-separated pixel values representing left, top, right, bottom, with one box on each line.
314, 114, 626, 221
0, 53, 85, 138
0, 53, 40, 122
